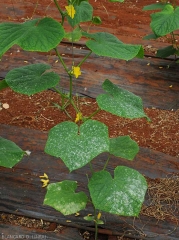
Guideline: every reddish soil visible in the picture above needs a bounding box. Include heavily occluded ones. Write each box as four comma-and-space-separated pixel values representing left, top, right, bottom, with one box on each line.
0, 88, 179, 158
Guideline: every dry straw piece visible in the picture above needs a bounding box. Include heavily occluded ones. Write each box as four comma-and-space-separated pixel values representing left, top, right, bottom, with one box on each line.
142, 174, 179, 223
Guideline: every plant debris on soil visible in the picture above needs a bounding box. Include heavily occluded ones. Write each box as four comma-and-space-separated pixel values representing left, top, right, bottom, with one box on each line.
0, 175, 179, 239
142, 175, 179, 224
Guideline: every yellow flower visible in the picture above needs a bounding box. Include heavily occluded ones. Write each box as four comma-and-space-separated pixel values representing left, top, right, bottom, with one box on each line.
72, 66, 81, 78
97, 212, 101, 220
41, 179, 49, 187
65, 5, 76, 19
75, 212, 80, 217
39, 173, 48, 179
39, 173, 49, 187
75, 112, 83, 123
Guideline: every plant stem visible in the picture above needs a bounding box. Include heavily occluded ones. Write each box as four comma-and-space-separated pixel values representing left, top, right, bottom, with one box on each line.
92, 208, 99, 240
53, 0, 65, 25
103, 154, 110, 170
89, 162, 94, 174
94, 220, 98, 240
69, 75, 73, 100
84, 108, 101, 121
78, 50, 92, 68
54, 48, 70, 74
53, 87, 68, 98
70, 98, 80, 113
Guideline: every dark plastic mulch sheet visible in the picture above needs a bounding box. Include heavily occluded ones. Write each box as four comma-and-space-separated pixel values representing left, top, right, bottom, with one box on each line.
0, 43, 178, 110
0, 124, 179, 239
0, 223, 84, 240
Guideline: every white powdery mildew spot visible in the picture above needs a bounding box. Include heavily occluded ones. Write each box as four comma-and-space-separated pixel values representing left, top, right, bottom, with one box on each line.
59, 201, 86, 215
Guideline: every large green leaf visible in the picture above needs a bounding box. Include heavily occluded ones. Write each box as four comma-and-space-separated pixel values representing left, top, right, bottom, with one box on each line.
88, 166, 147, 216
0, 137, 24, 168
109, 136, 139, 160
97, 80, 149, 120
5, 64, 60, 96
44, 180, 88, 215
82, 32, 143, 60
151, 5, 179, 36
68, 1, 93, 27
45, 120, 109, 171
0, 17, 64, 56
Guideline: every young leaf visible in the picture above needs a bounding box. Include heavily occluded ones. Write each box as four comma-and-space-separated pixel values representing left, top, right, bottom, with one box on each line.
156, 45, 177, 58
92, 16, 102, 25
5, 64, 60, 96
0, 17, 65, 56
45, 120, 109, 171
83, 215, 104, 224
82, 32, 143, 60
67, 1, 93, 27
109, 136, 139, 160
84, 215, 95, 221
143, 3, 169, 11
97, 79, 150, 120
88, 166, 147, 216
44, 180, 88, 215
64, 27, 82, 42
0, 137, 25, 168
151, 5, 179, 36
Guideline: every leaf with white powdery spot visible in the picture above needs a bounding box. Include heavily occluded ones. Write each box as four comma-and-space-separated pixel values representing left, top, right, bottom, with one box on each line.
45, 120, 109, 171
88, 166, 147, 216
109, 136, 139, 160
97, 79, 150, 120
44, 180, 88, 215
5, 64, 60, 95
